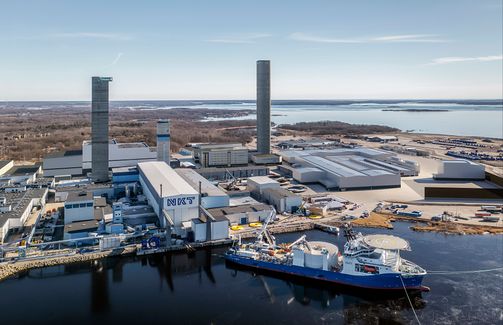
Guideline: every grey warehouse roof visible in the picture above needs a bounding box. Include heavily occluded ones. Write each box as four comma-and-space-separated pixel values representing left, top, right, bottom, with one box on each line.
175, 169, 228, 197
66, 191, 93, 202
138, 161, 198, 197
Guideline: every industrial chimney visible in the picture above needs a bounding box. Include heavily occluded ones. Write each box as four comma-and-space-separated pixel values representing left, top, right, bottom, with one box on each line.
256, 60, 271, 155
91, 76, 112, 182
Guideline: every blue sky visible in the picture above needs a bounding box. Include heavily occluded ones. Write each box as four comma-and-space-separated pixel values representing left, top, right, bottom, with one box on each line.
0, 0, 502, 100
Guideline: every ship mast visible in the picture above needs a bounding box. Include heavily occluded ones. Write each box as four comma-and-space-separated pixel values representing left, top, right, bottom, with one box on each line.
342, 223, 357, 242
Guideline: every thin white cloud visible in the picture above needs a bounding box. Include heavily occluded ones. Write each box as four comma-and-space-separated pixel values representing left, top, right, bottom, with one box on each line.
429, 55, 503, 65
111, 52, 123, 65
288, 32, 363, 43
289, 32, 447, 44
371, 34, 445, 43
49, 32, 133, 41
206, 33, 272, 44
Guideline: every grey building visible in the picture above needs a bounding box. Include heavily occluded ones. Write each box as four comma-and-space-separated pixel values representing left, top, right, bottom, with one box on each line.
91, 76, 113, 182
256, 60, 271, 155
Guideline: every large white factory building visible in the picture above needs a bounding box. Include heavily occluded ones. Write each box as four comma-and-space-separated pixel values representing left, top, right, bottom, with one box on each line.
138, 161, 199, 231
43, 140, 157, 177
434, 159, 485, 180
281, 148, 419, 191
175, 169, 229, 209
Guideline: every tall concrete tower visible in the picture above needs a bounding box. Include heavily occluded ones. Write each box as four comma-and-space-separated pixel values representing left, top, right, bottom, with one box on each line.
91, 76, 113, 183
256, 60, 271, 154
157, 119, 171, 164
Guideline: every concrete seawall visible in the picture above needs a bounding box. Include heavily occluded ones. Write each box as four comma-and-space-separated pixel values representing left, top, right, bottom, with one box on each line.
0, 246, 136, 282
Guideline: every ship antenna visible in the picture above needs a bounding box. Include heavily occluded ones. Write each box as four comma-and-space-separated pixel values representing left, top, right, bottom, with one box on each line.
343, 223, 356, 242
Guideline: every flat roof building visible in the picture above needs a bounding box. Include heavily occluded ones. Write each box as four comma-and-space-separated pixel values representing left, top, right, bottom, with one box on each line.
191, 143, 248, 168
138, 161, 199, 230
0, 188, 48, 244
0, 160, 14, 176
43, 150, 83, 177
434, 159, 486, 180
280, 148, 416, 191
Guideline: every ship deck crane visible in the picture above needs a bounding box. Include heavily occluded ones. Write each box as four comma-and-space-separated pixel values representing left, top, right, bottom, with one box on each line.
257, 208, 277, 247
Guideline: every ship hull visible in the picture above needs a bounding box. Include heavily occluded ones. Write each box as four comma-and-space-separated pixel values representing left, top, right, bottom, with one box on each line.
225, 253, 426, 291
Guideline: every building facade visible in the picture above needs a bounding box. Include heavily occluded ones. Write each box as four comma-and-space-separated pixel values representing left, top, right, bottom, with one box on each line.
191, 143, 248, 167
138, 161, 199, 231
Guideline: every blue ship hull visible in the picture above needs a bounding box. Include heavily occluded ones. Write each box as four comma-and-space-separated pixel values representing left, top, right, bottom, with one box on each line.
225, 253, 426, 291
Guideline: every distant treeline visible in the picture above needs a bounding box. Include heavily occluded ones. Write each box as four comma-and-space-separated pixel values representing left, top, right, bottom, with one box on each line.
278, 120, 400, 135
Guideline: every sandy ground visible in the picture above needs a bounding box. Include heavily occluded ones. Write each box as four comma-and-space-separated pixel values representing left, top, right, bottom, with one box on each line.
270, 141, 503, 229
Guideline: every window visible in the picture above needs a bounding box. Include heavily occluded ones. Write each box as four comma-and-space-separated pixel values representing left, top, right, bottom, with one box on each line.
86, 202, 93, 207
80, 203, 86, 208
355, 263, 379, 274
65, 205, 72, 209
72, 204, 79, 208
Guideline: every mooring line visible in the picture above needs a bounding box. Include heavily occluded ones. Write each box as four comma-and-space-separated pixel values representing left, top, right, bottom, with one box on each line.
399, 275, 421, 325
427, 267, 503, 275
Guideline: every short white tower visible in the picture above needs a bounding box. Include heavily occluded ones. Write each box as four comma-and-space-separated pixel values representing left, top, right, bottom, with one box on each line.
157, 119, 171, 164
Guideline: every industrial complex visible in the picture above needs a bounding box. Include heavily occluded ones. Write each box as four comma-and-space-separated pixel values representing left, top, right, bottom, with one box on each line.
1, 63, 502, 276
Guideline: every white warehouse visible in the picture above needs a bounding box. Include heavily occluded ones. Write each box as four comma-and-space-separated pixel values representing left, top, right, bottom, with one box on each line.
83, 139, 157, 171
434, 159, 486, 180
43, 139, 158, 177
281, 149, 411, 191
247, 176, 302, 213
138, 161, 199, 231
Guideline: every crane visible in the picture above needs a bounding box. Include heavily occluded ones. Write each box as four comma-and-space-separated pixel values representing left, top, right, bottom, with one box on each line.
287, 234, 312, 252
256, 208, 277, 247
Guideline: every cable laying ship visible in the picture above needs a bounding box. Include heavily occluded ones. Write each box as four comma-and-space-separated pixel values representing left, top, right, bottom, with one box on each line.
225, 211, 428, 291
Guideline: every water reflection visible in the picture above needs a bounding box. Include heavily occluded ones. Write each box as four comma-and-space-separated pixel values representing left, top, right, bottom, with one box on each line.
5, 225, 500, 324
225, 259, 425, 324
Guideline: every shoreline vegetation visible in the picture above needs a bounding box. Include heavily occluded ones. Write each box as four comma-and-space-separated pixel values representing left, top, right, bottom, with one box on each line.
278, 120, 400, 135
1, 105, 398, 161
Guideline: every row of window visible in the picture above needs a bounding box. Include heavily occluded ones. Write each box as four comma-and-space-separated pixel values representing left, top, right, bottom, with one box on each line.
65, 202, 93, 209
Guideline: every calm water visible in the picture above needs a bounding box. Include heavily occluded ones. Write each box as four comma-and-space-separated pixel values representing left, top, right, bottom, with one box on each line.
2, 100, 502, 138
1, 222, 502, 324
202, 102, 503, 139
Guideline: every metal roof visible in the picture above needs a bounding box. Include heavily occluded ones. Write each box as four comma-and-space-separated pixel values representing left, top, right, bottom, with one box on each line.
262, 187, 299, 198
0, 160, 13, 170
44, 150, 83, 158
300, 155, 366, 178
66, 191, 93, 202
138, 161, 198, 198
175, 169, 228, 197
248, 176, 279, 186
